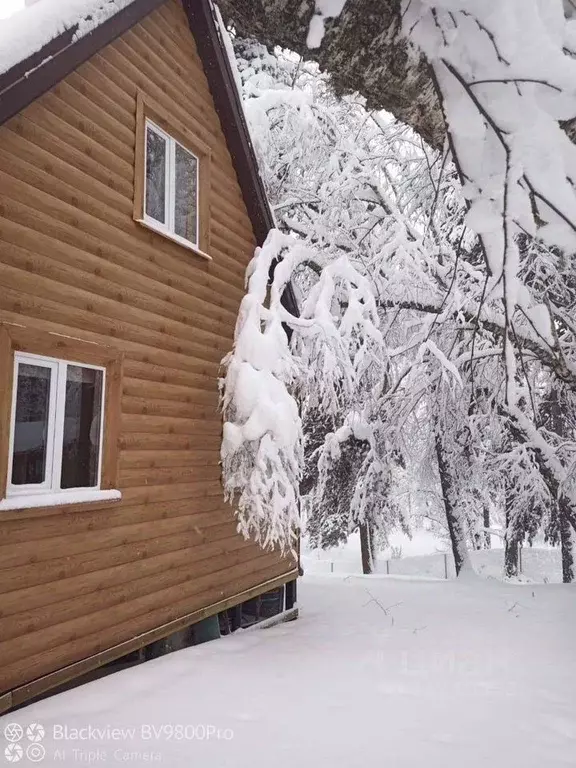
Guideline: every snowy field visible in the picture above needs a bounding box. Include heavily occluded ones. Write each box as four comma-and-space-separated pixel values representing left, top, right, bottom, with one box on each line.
303, 543, 563, 582
302, 530, 564, 582
2, 574, 575, 767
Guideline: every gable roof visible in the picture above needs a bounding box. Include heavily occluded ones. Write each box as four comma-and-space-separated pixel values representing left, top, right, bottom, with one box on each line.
0, 0, 274, 245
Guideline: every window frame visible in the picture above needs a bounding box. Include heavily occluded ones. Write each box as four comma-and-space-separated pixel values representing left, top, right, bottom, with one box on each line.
7, 352, 107, 498
0, 324, 123, 513
134, 93, 212, 260
143, 119, 201, 249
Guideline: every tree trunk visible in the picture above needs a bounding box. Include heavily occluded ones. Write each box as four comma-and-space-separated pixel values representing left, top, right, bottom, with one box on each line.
220, 0, 444, 151
500, 425, 523, 578
558, 495, 575, 584
483, 507, 491, 549
359, 521, 374, 575
544, 388, 574, 584
504, 542, 519, 578
504, 464, 524, 579
435, 432, 472, 576
472, 527, 483, 550
504, 483, 521, 579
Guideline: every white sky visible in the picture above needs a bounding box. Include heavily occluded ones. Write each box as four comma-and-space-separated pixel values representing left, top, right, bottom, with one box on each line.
0, 0, 25, 20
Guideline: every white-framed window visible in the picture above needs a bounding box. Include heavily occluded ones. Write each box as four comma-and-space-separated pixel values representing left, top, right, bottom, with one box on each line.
144, 119, 199, 249
7, 352, 106, 497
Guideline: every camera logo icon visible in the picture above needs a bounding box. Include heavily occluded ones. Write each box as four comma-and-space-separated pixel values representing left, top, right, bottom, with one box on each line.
25, 725, 45, 744
4, 743, 23, 763
3, 725, 23, 744
26, 744, 46, 763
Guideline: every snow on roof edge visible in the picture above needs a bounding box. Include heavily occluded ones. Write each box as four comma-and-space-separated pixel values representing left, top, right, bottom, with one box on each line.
0, 0, 137, 79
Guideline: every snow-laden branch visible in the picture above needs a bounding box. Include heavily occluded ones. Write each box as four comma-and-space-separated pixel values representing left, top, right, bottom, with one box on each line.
220, 232, 303, 554
403, 0, 576, 405
220, 230, 384, 553
378, 295, 576, 388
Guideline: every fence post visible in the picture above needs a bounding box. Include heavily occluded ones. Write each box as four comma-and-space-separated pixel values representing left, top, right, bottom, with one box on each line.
518, 544, 523, 575
386, 560, 390, 575
444, 553, 448, 579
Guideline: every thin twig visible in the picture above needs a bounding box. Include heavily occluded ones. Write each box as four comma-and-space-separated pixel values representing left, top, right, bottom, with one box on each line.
469, 78, 561, 92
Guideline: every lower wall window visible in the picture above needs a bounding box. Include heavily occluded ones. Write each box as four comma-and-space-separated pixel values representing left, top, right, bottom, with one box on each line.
9, 353, 105, 496
0, 324, 123, 511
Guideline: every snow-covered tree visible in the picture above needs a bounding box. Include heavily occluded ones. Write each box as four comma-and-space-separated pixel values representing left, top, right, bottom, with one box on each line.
220, 22, 576, 581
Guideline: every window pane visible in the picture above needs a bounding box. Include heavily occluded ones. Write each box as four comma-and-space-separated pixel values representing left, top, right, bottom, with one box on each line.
61, 366, 104, 489
145, 126, 167, 224
174, 143, 198, 244
11, 364, 52, 486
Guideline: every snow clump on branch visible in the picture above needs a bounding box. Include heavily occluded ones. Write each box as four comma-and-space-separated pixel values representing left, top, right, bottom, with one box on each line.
220, 229, 383, 554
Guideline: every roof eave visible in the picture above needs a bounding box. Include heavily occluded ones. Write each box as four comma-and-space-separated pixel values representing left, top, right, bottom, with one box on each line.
182, 0, 275, 245
0, 0, 165, 129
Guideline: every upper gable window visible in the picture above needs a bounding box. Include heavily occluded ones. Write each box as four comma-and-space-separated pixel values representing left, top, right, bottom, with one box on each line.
134, 94, 211, 259
145, 120, 199, 247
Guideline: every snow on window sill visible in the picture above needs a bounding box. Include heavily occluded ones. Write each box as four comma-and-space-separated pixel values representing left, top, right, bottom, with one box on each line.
136, 218, 212, 261
0, 489, 122, 511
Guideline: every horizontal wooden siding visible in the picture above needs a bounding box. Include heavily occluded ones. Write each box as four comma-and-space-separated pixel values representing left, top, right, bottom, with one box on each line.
0, 0, 292, 695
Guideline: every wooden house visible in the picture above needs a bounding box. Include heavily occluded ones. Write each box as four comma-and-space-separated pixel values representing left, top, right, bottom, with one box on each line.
0, 0, 298, 713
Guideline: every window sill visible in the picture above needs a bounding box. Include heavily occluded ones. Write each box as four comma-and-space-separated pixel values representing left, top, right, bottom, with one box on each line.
0, 489, 122, 511
136, 218, 212, 261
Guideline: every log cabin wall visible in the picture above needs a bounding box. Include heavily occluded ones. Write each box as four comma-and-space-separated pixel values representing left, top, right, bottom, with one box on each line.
0, 0, 294, 700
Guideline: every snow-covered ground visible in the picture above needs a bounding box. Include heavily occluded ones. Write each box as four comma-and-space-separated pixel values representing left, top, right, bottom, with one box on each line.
2, 574, 575, 767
